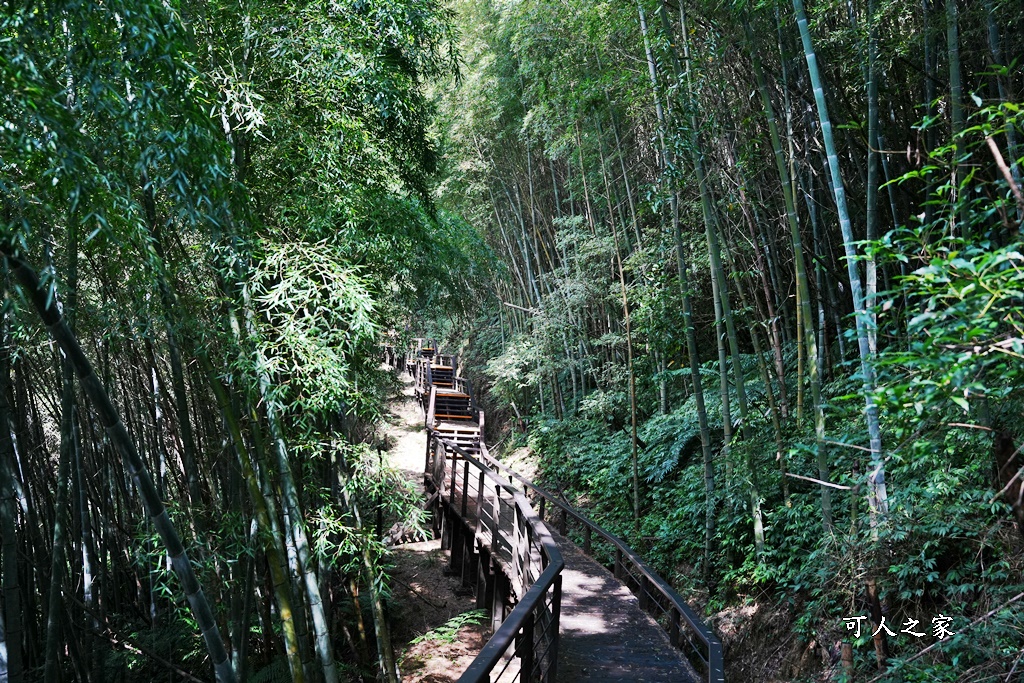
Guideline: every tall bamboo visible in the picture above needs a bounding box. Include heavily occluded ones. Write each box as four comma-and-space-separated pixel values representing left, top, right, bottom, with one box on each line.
45, 225, 78, 683
634, 0, 716, 573
792, 0, 888, 522
201, 354, 305, 683
638, 0, 716, 575
745, 18, 832, 527
866, 0, 881, 354
2, 248, 238, 683
0, 270, 23, 683
667, 2, 762, 551
597, 117, 642, 530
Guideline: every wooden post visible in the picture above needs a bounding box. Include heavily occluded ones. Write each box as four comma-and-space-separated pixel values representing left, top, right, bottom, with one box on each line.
449, 519, 462, 574
461, 459, 470, 517
547, 575, 562, 682
424, 433, 432, 481
491, 487, 501, 554
440, 507, 451, 551
475, 471, 486, 536
477, 554, 494, 612
614, 548, 624, 580
669, 607, 680, 648
491, 570, 506, 631
583, 526, 592, 554
461, 525, 473, 587
449, 448, 458, 500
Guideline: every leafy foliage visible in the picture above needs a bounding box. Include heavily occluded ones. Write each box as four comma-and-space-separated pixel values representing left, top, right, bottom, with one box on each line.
410, 609, 488, 645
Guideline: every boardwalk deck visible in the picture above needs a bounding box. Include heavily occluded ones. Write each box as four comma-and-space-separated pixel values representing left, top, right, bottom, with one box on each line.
435, 445, 703, 683
554, 537, 698, 682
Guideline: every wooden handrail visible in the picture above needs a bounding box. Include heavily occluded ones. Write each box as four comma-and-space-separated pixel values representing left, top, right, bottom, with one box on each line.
426, 430, 564, 683
478, 444, 725, 683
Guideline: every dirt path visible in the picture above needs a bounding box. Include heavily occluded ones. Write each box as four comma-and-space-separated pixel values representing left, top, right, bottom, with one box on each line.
382, 375, 428, 483
382, 373, 489, 683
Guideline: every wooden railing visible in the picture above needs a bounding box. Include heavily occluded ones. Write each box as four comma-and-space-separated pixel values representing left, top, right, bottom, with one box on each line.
479, 445, 726, 683
425, 431, 564, 683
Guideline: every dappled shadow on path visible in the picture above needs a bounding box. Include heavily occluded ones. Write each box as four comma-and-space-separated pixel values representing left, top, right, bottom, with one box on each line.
555, 534, 699, 682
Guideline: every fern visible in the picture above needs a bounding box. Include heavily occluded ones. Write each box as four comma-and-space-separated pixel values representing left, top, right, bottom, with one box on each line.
411, 609, 488, 645
249, 656, 291, 683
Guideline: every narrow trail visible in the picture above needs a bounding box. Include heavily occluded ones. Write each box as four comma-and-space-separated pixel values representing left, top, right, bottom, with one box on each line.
383, 375, 428, 483
384, 362, 703, 682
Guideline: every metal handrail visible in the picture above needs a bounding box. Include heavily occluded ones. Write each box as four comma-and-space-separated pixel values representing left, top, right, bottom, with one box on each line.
479, 446, 725, 683
425, 430, 564, 683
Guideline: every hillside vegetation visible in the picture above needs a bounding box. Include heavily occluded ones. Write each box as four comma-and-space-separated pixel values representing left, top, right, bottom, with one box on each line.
1, 0, 1022, 681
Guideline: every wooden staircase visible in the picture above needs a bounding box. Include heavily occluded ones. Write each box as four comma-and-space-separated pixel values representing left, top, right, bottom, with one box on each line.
427, 379, 481, 455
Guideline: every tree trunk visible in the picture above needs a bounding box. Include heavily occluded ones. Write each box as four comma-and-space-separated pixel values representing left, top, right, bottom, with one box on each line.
204, 357, 305, 683
0, 269, 23, 683
746, 16, 832, 527
638, 0, 716, 576
793, 0, 888, 524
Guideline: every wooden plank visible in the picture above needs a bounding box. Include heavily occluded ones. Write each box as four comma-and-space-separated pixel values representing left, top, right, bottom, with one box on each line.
434, 388, 469, 397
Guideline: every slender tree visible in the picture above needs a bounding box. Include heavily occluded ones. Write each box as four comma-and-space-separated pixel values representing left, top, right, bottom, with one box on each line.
1, 246, 238, 683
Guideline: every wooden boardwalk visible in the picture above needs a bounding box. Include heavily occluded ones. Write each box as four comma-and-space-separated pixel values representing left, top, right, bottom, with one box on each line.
386, 345, 717, 682
554, 537, 698, 682
437, 449, 700, 681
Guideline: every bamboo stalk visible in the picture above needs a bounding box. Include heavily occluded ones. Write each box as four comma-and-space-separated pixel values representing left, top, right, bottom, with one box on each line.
2, 248, 237, 683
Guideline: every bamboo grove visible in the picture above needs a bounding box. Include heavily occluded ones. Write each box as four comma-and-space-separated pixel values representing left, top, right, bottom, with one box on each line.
435, 0, 1024, 679
1, 0, 488, 681
2, 0, 1024, 680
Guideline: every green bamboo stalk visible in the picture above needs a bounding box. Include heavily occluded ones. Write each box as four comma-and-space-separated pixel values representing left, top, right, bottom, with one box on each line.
0, 269, 23, 683
43, 389, 72, 683
201, 355, 305, 683
334, 460, 398, 683
946, 0, 964, 136
945, 0, 971, 232
866, 0, 881, 355
637, 0, 716, 575
984, 0, 1022, 222
597, 119, 641, 531
745, 24, 831, 524
45, 222, 78, 683
264, 401, 339, 683
2, 248, 237, 683
670, 1, 761, 551
744, 17, 833, 526
792, 0, 888, 520
141, 179, 203, 510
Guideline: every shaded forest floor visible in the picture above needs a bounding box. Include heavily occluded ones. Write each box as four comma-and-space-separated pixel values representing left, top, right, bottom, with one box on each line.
382, 375, 490, 683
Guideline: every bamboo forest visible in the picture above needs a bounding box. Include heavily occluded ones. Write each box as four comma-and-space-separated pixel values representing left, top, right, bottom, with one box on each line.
2, 0, 1023, 681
